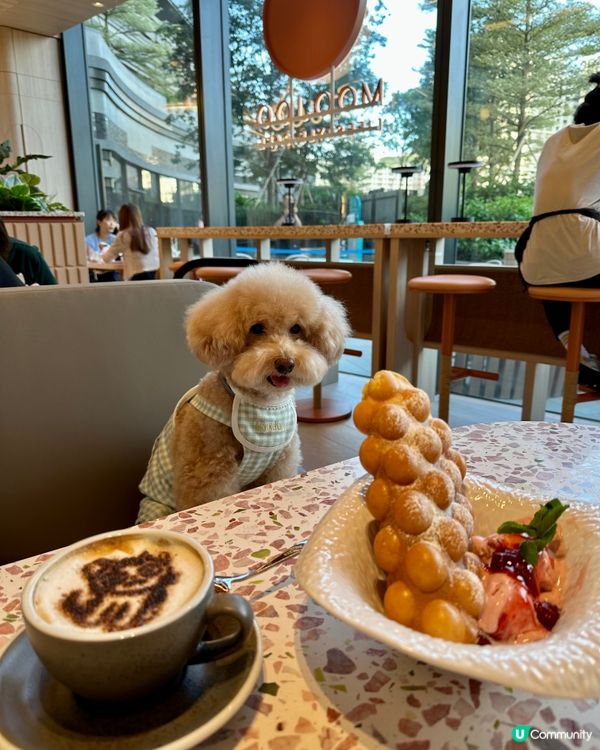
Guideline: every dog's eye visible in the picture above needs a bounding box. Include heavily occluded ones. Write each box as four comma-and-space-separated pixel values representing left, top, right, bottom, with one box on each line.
250, 323, 265, 335
289, 323, 302, 335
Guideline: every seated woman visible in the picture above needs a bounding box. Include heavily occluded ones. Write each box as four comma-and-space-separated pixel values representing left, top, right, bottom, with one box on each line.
0, 219, 57, 286
101, 203, 159, 281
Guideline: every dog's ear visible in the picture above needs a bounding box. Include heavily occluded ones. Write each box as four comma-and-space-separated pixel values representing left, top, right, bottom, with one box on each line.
306, 296, 351, 365
185, 289, 245, 367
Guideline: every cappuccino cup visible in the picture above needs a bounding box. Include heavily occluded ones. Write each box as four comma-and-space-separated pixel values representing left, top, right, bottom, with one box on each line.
21, 529, 255, 702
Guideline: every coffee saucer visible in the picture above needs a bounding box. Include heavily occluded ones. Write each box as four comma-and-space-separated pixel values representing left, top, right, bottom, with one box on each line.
0, 621, 262, 750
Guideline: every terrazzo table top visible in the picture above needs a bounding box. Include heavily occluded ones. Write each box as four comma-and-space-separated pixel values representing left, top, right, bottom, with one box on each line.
1, 421, 599, 749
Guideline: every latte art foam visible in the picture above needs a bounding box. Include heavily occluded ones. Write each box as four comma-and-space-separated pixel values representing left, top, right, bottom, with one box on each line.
34, 535, 205, 634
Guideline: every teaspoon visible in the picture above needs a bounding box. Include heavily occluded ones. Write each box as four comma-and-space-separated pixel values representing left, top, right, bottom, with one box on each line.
213, 539, 307, 593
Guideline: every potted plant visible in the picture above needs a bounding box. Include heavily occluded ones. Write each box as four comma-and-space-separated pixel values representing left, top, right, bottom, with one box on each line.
0, 141, 90, 283
0, 140, 68, 212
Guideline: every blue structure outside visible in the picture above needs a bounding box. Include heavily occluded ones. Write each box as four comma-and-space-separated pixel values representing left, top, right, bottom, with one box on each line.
234, 244, 374, 263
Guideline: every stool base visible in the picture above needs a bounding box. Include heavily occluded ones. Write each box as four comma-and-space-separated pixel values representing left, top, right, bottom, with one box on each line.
577, 384, 600, 402
296, 398, 352, 423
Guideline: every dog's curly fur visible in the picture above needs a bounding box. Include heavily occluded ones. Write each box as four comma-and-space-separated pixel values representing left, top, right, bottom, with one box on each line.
171, 262, 350, 510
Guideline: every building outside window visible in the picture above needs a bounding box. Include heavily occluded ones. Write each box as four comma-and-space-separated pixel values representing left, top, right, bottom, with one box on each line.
84, 0, 202, 229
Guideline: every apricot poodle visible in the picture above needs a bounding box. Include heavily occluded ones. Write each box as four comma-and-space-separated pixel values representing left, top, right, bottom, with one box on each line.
137, 262, 350, 521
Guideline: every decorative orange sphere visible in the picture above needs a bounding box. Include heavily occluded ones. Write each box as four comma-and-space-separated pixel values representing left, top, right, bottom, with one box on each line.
263, 0, 367, 80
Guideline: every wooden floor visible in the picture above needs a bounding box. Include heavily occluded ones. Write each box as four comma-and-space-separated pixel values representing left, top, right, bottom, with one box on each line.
296, 342, 600, 472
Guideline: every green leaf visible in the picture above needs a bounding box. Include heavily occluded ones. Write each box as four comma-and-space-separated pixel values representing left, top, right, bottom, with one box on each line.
496, 520, 530, 535
519, 540, 539, 566
20, 172, 41, 187
10, 184, 30, 197
536, 525, 557, 549
18, 153, 51, 163
497, 499, 568, 566
534, 499, 569, 536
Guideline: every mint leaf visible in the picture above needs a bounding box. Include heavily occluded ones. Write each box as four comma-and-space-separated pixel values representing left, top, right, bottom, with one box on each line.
519, 540, 539, 566
497, 499, 568, 566
535, 499, 569, 536
536, 525, 558, 549
497, 520, 531, 535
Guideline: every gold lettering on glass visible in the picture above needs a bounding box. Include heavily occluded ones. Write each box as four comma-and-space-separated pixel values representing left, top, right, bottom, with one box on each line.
244, 72, 384, 151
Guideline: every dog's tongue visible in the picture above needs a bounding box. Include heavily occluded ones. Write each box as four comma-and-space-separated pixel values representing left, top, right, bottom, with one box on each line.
269, 374, 290, 388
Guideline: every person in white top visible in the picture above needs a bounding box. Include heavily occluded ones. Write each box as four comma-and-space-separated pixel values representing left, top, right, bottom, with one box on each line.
519, 72, 600, 390
102, 203, 159, 281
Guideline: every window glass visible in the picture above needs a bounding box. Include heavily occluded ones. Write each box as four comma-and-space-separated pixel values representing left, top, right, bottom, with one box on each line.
229, 0, 436, 260
159, 176, 178, 204
453, 0, 600, 415
141, 169, 153, 191
126, 164, 140, 191
84, 0, 202, 228
460, 0, 600, 264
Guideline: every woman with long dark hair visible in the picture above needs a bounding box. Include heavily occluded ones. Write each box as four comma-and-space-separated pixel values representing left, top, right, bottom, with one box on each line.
101, 203, 159, 280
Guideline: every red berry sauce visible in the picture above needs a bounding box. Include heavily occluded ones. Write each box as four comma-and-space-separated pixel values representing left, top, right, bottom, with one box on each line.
485, 542, 560, 632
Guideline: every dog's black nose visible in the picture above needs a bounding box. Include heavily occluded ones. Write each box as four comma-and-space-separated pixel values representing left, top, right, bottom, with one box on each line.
275, 358, 294, 375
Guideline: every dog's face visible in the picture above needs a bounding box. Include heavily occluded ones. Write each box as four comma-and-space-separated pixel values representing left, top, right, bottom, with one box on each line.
185, 263, 350, 402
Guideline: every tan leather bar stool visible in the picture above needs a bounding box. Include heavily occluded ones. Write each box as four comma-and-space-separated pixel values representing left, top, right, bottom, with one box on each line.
172, 258, 257, 281
189, 266, 244, 283
408, 274, 497, 422
295, 268, 355, 423
171, 262, 242, 284
528, 286, 600, 422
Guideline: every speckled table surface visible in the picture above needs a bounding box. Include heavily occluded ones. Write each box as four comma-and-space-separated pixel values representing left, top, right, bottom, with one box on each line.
1, 421, 599, 749
156, 221, 528, 240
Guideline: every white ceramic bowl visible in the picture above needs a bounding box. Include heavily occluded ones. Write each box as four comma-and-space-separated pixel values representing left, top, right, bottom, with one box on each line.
295, 475, 600, 699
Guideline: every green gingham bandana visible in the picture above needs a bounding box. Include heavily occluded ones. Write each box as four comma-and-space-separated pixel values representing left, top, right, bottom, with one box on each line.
137, 382, 296, 522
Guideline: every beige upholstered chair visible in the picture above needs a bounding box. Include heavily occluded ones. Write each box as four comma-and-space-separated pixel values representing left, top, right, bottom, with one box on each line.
0, 279, 213, 564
